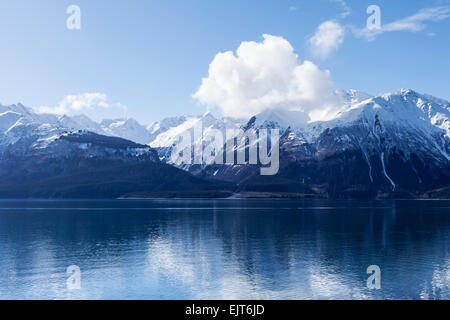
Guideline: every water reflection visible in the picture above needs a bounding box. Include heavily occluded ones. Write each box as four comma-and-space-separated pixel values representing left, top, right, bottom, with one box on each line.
0, 200, 448, 299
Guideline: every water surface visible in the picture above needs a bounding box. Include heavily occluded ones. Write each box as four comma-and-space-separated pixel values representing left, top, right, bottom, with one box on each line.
0, 199, 448, 299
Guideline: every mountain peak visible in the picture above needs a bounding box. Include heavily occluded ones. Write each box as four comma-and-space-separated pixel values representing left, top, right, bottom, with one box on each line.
335, 89, 373, 105
399, 88, 420, 97
253, 109, 309, 129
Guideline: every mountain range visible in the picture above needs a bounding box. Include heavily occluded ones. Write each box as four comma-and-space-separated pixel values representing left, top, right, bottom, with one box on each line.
0, 88, 449, 199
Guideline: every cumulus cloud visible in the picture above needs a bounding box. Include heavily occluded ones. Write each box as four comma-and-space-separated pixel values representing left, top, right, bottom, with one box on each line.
37, 93, 127, 119
308, 20, 345, 59
193, 34, 343, 121
354, 6, 450, 40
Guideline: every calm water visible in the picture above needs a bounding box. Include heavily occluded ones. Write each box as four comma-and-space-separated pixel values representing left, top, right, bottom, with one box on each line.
0, 199, 448, 300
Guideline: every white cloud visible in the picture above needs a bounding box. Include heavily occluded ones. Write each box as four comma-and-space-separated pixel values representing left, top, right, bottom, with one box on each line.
289, 6, 297, 12
37, 93, 127, 119
193, 34, 343, 121
308, 20, 345, 59
355, 6, 450, 40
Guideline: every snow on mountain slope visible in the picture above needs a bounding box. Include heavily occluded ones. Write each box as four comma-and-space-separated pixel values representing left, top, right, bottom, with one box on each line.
303, 89, 450, 158
58, 115, 153, 144
1, 88, 448, 173
56, 114, 105, 134
192, 89, 450, 197
244, 89, 449, 149
147, 116, 188, 142
0, 103, 59, 126
0, 111, 22, 132
0, 88, 449, 198
0, 103, 160, 165
149, 112, 244, 164
147, 89, 450, 176
0, 103, 157, 146
248, 89, 373, 131
100, 118, 153, 144
0, 105, 232, 199
252, 109, 309, 130
69, 115, 104, 133
336, 89, 373, 106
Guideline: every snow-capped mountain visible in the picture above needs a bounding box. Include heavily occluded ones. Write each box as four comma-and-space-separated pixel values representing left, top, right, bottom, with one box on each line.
336, 89, 373, 106
0, 102, 160, 171
199, 89, 450, 198
0, 103, 231, 199
109, 89, 449, 198
0, 88, 449, 199
147, 89, 374, 166
147, 116, 188, 142
0, 102, 155, 146
0, 102, 242, 156
149, 112, 244, 167
100, 118, 153, 144
59, 114, 104, 133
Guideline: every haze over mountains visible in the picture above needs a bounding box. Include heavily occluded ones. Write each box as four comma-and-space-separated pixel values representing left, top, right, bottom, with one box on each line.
0, 88, 449, 199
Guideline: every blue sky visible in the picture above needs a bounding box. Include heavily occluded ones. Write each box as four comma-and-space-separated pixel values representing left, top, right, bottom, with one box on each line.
0, 0, 449, 123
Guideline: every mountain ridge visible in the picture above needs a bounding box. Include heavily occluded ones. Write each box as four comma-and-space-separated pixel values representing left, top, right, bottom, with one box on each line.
183, 89, 450, 199
1, 88, 449, 199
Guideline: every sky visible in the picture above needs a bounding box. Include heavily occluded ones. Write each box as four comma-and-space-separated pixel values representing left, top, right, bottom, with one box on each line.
0, 0, 449, 123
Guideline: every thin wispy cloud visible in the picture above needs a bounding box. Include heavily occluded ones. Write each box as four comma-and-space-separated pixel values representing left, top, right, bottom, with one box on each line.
330, 0, 351, 18
354, 6, 450, 40
308, 5, 450, 60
